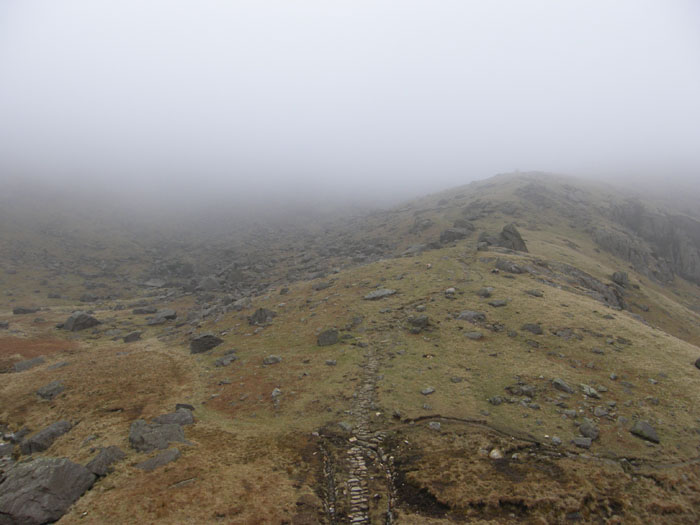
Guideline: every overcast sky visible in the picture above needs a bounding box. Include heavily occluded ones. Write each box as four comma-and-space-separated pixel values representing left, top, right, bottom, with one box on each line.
1, 1, 699, 203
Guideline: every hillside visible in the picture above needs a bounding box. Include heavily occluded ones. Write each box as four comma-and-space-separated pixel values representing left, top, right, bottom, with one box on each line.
2, 172, 700, 524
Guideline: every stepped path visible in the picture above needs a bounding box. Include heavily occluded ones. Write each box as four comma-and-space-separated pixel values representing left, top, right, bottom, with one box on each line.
320, 340, 397, 524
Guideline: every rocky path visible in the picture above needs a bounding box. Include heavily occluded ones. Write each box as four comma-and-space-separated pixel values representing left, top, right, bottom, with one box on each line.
320, 342, 397, 524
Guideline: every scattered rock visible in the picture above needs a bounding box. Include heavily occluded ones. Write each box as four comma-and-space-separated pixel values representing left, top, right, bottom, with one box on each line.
440, 228, 472, 244
364, 289, 397, 300
0, 321, 8, 329
495, 259, 524, 274
580, 384, 601, 399
630, 420, 660, 443
521, 323, 543, 335
214, 354, 237, 367
147, 309, 177, 325
428, 421, 442, 431
86, 446, 126, 477
12, 307, 39, 315
153, 409, 195, 426
488, 299, 508, 307
190, 333, 223, 354
552, 378, 574, 394
0, 457, 95, 525
20, 421, 72, 455
476, 287, 494, 298
457, 310, 486, 323
13, 357, 45, 373
123, 331, 142, 343
136, 448, 180, 471
572, 437, 592, 449
421, 387, 435, 395
263, 355, 282, 365
579, 422, 599, 440
465, 331, 483, 340
524, 289, 543, 297
133, 306, 157, 315
36, 380, 65, 400
612, 271, 629, 287
325, 359, 337, 366
248, 308, 277, 326
499, 223, 529, 252
62, 311, 101, 331
694, 357, 700, 370
128, 420, 185, 453
317, 329, 339, 346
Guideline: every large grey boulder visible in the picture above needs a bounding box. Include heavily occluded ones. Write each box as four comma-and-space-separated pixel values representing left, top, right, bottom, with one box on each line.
13, 357, 45, 373
499, 223, 529, 252
128, 420, 185, 453
85, 446, 126, 477
20, 421, 72, 455
189, 333, 223, 354
0, 457, 95, 525
62, 311, 100, 331
36, 381, 65, 400
152, 408, 194, 426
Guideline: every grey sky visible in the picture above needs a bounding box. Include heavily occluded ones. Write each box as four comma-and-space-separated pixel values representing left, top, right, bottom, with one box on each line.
1, 0, 699, 202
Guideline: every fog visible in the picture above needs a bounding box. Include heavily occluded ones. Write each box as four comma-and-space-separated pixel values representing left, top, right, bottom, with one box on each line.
1, 0, 700, 210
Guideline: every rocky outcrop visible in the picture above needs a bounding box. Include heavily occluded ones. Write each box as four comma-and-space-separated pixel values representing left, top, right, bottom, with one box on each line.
598, 200, 700, 285
478, 224, 528, 252
0, 457, 95, 525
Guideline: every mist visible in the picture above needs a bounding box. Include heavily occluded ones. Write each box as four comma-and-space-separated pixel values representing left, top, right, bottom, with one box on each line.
1, 0, 700, 212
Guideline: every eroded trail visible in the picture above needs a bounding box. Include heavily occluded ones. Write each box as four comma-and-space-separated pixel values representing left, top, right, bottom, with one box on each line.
320, 342, 397, 524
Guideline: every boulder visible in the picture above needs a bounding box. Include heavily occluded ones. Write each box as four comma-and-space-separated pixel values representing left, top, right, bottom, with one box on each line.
132, 306, 157, 314
552, 378, 574, 394
62, 311, 100, 332
13, 357, 45, 373
12, 307, 39, 315
36, 381, 65, 400
152, 408, 194, 426
695, 357, 700, 370
190, 333, 223, 354
20, 421, 72, 455
317, 329, 339, 346
579, 422, 599, 440
495, 259, 525, 274
456, 310, 486, 323
630, 420, 660, 443
611, 271, 629, 287
248, 308, 277, 326
0, 457, 95, 525
136, 448, 180, 471
85, 446, 126, 477
147, 309, 177, 325
128, 420, 185, 453
439, 228, 472, 244
123, 331, 142, 343
363, 289, 396, 300
263, 355, 282, 365
499, 224, 529, 252
521, 323, 543, 335
0, 321, 8, 329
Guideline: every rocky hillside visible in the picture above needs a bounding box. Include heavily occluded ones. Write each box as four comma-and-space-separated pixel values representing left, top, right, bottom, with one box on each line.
1, 172, 700, 524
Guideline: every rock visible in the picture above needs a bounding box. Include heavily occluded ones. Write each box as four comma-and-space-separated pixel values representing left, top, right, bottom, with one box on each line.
13, 357, 45, 373
594, 406, 608, 417
364, 288, 397, 300
248, 308, 277, 326
325, 359, 337, 366
12, 307, 39, 315
495, 259, 524, 274
428, 422, 441, 431
580, 384, 601, 399
488, 396, 503, 405
0, 321, 8, 329
132, 306, 157, 314
263, 355, 282, 365
198, 275, 220, 291
476, 287, 494, 298
421, 387, 435, 395
465, 331, 483, 340
153, 409, 195, 426
440, 228, 472, 244
488, 299, 508, 307
175, 403, 195, 412
317, 329, 339, 346
444, 287, 457, 298
521, 323, 543, 335
128, 420, 185, 452
230, 297, 252, 311
551, 436, 562, 446
0, 443, 12, 457
214, 354, 237, 367
86, 446, 126, 477
62, 311, 100, 331
136, 448, 180, 471
489, 448, 503, 459
572, 437, 592, 449
552, 378, 574, 394
312, 281, 333, 291
143, 278, 167, 288
271, 388, 282, 398
147, 309, 177, 325
0, 457, 95, 525
408, 315, 430, 329
20, 421, 72, 455
579, 422, 599, 440
338, 422, 353, 432
694, 357, 700, 370
499, 223, 529, 252
36, 380, 65, 400
524, 289, 543, 297
612, 271, 629, 287
123, 331, 142, 343
630, 420, 660, 443
79, 293, 99, 303
190, 333, 223, 354
457, 310, 486, 323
